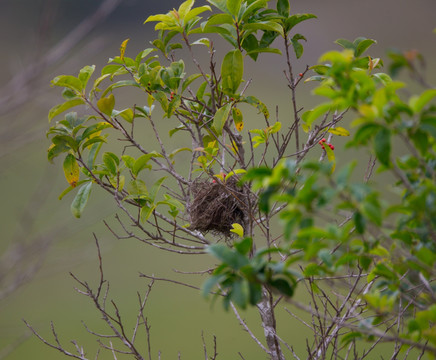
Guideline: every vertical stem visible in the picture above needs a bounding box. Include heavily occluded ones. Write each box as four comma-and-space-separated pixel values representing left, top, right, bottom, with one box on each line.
257, 287, 285, 360
284, 36, 301, 160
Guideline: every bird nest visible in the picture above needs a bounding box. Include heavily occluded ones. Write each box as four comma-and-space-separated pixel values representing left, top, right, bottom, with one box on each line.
188, 177, 246, 236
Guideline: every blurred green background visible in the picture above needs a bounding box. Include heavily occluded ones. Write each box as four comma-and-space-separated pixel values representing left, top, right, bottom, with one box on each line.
1, 0, 435, 359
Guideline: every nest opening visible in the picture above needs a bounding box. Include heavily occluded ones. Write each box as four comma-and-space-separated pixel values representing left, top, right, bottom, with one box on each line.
188, 177, 246, 236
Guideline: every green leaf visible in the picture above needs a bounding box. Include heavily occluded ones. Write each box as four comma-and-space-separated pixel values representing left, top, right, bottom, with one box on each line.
353, 211, 366, 234
51, 75, 83, 93
202, 274, 226, 297
169, 147, 192, 159
291, 33, 306, 59
101, 80, 139, 97
335, 38, 354, 50
206, 0, 228, 13
354, 38, 376, 57
416, 246, 436, 267
320, 50, 354, 64
409, 89, 436, 114
101, 65, 123, 76
207, 244, 249, 270
181, 73, 203, 93
243, 95, 269, 118
51, 135, 79, 152
258, 186, 275, 213
153, 91, 169, 113
81, 136, 107, 150
178, 0, 195, 19
47, 143, 69, 162
374, 127, 391, 167
132, 153, 155, 176
372, 73, 392, 85
245, 47, 282, 58
121, 155, 135, 170
336, 161, 356, 187
212, 103, 231, 135
221, 49, 244, 95
167, 95, 181, 118
269, 278, 294, 297
48, 99, 85, 122
58, 180, 88, 200
97, 94, 115, 116
304, 263, 322, 276
362, 194, 382, 226
191, 37, 211, 47
140, 203, 156, 222
196, 81, 208, 101
185, 5, 212, 23
63, 154, 80, 187
81, 122, 112, 140
144, 14, 174, 24
203, 13, 234, 27
240, 0, 268, 21
268, 122, 281, 134
103, 152, 118, 175
231, 279, 249, 309
78, 65, 95, 89
302, 103, 331, 127
71, 182, 92, 218
284, 13, 317, 33
112, 108, 134, 123
135, 48, 155, 65
241, 34, 259, 61
61, 88, 78, 102
127, 179, 148, 196
158, 194, 185, 210
243, 21, 284, 38
150, 177, 166, 203
226, 0, 242, 17
341, 331, 362, 345
277, 0, 290, 16
260, 30, 279, 48
235, 237, 252, 256
86, 142, 103, 168
352, 123, 382, 145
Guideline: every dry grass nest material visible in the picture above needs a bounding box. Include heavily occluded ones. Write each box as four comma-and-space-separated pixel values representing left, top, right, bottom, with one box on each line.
188, 177, 246, 236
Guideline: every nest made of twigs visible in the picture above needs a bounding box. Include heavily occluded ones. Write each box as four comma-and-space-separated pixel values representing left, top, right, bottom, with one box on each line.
188, 177, 246, 236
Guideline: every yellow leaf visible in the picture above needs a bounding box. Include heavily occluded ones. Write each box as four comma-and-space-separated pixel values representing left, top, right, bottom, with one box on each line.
213, 173, 225, 181
232, 107, 244, 132
97, 94, 115, 116
120, 38, 130, 62
358, 104, 378, 119
230, 223, 244, 238
324, 144, 336, 173
225, 169, 247, 181
301, 123, 310, 133
63, 154, 80, 187
227, 140, 240, 154
328, 127, 350, 136
109, 175, 125, 191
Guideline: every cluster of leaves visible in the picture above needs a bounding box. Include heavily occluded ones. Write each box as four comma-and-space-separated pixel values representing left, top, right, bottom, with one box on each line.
47, 0, 315, 220
203, 228, 296, 310
45, 0, 436, 357
240, 39, 436, 350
